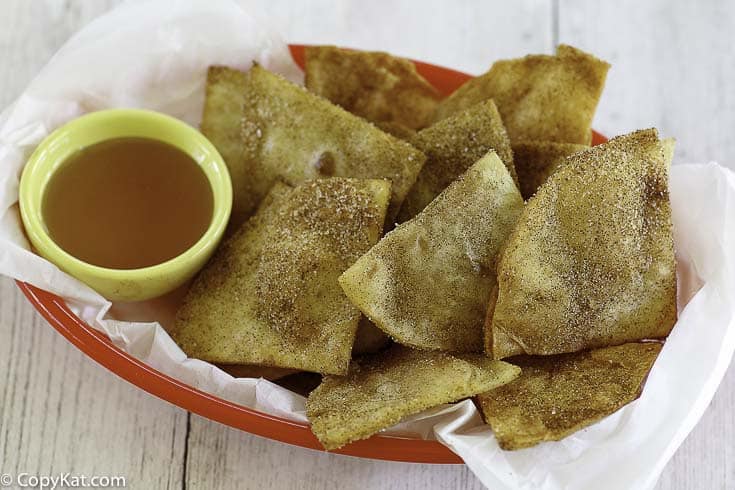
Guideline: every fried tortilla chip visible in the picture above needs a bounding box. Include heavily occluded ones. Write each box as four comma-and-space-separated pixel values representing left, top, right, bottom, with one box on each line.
488, 129, 677, 358
304, 45, 441, 130
352, 317, 391, 356
662, 137, 676, 164
200, 66, 253, 230
340, 152, 524, 352
512, 140, 588, 200
398, 99, 517, 220
307, 345, 520, 450
172, 178, 391, 375
477, 342, 662, 450
434, 45, 610, 144
240, 64, 425, 224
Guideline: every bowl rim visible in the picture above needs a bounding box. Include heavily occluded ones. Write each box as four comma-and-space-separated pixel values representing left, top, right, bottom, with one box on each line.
18, 108, 233, 280
17, 44, 607, 464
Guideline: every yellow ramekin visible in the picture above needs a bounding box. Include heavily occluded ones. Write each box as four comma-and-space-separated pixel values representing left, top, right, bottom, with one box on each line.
19, 109, 232, 302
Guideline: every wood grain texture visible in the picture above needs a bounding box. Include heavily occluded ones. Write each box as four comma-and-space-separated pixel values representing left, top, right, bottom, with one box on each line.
262, 0, 553, 74
186, 414, 485, 490
558, 0, 735, 167
1, 1, 734, 489
0, 0, 114, 107
0, 278, 188, 489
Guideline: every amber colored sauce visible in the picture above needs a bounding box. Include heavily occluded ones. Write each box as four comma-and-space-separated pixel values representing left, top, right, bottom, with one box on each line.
43, 137, 214, 270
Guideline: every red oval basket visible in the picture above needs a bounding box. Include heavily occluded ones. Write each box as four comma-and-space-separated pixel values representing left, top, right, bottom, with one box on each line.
17, 44, 607, 464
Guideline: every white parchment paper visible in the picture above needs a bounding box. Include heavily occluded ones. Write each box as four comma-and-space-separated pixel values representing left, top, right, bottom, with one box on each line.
1, 2, 734, 489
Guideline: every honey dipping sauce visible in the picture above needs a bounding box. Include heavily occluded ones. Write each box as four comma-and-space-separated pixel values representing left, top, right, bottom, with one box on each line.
43, 137, 214, 270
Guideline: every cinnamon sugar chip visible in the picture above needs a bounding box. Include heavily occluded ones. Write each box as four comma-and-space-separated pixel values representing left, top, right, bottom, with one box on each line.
512, 140, 588, 200
307, 345, 520, 450
487, 129, 677, 358
305, 45, 441, 130
240, 64, 425, 224
340, 152, 523, 352
200, 66, 252, 231
172, 178, 391, 375
477, 343, 662, 450
435, 45, 609, 144
399, 99, 517, 220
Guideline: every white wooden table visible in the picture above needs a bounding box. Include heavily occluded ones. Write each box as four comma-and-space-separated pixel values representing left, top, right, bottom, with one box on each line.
1, 1, 733, 489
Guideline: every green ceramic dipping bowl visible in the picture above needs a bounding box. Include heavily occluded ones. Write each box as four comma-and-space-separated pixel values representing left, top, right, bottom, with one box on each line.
19, 109, 232, 302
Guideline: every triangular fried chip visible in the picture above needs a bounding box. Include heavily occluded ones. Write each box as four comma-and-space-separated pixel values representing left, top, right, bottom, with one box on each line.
304, 45, 441, 130
172, 178, 391, 375
340, 152, 524, 352
434, 45, 609, 144
512, 140, 588, 199
477, 342, 662, 450
200, 66, 253, 230
488, 129, 677, 358
398, 99, 517, 220
240, 65, 425, 224
307, 345, 520, 450
662, 137, 676, 164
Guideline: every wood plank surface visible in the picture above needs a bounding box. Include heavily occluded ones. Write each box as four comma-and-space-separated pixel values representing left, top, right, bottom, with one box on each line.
185, 414, 485, 490
262, 0, 553, 74
0, 278, 188, 489
1, 1, 733, 489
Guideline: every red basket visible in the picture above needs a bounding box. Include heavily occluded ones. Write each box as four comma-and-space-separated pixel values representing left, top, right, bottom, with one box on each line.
17, 44, 607, 464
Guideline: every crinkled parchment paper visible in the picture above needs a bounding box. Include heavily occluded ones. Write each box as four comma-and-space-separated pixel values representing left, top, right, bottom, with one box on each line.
1, 2, 733, 488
